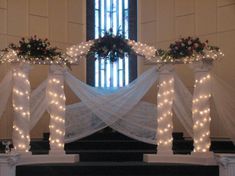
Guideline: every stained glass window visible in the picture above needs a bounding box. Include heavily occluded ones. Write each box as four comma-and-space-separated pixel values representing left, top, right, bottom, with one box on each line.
87, 0, 137, 88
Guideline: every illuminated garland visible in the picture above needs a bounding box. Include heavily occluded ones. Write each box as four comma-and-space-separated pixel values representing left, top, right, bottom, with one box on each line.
0, 36, 71, 66
1, 35, 223, 65
87, 30, 133, 62
151, 37, 224, 64
67, 36, 223, 64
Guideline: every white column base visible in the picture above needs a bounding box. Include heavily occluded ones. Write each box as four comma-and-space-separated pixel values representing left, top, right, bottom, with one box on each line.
11, 150, 32, 156
144, 153, 217, 165
215, 154, 235, 176
191, 151, 214, 157
157, 149, 173, 156
0, 154, 20, 176
49, 149, 65, 155
18, 154, 79, 165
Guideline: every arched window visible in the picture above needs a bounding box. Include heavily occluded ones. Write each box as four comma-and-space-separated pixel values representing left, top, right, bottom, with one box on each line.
87, 0, 137, 88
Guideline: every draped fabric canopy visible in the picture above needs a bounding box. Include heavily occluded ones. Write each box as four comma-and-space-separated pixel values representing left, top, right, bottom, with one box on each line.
0, 64, 234, 145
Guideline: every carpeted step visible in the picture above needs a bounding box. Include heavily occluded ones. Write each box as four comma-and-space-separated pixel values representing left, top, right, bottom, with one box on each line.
16, 162, 219, 176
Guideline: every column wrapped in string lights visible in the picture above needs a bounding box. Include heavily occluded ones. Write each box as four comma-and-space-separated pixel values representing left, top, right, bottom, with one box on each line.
191, 62, 212, 154
156, 65, 175, 155
12, 63, 31, 153
47, 65, 66, 154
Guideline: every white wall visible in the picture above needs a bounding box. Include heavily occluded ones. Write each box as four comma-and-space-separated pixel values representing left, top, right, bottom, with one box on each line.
0, 0, 86, 138
139, 0, 235, 138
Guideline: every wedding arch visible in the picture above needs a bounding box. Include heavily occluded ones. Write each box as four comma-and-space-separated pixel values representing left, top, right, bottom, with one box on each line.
1, 34, 234, 157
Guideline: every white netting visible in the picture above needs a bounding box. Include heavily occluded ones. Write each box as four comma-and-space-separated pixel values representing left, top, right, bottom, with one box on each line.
64, 66, 159, 143
0, 71, 13, 120
1, 62, 234, 146
30, 80, 47, 129
173, 73, 193, 137
211, 73, 235, 144
27, 65, 195, 144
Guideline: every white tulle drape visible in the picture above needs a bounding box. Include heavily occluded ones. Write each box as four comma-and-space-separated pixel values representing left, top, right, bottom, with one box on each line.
211, 73, 235, 144
0, 71, 13, 120
65, 101, 157, 143
64, 66, 159, 143
26, 65, 194, 144
1, 62, 235, 146
191, 62, 212, 153
64, 66, 195, 144
12, 63, 31, 152
30, 80, 47, 129
173, 74, 193, 137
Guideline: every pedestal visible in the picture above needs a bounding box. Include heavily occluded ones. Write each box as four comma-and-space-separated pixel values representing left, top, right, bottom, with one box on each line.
144, 153, 217, 165
0, 154, 20, 176
18, 154, 79, 165
216, 154, 235, 176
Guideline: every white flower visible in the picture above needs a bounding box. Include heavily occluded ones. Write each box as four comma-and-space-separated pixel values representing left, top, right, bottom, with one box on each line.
194, 43, 199, 48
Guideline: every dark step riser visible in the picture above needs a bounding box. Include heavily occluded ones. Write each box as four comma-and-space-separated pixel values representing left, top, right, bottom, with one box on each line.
16, 165, 219, 176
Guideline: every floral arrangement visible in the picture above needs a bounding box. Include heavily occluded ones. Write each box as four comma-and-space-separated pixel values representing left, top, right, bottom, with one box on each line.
87, 29, 133, 62
155, 37, 223, 63
1, 35, 70, 67
169, 37, 205, 59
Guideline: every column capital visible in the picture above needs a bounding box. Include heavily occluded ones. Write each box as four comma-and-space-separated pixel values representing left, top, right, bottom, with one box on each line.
158, 64, 174, 74
190, 61, 212, 72
216, 154, 235, 168
49, 65, 66, 75
0, 154, 20, 166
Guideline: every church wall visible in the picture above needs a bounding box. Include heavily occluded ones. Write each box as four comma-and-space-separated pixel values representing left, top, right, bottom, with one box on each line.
138, 0, 235, 138
0, 0, 86, 139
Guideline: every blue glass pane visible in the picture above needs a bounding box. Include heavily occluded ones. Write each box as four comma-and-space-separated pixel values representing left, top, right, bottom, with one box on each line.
112, 0, 117, 34
95, 0, 99, 9
106, 60, 111, 87
118, 0, 123, 34
95, 10, 99, 38
100, 0, 105, 36
95, 59, 99, 87
125, 56, 129, 85
106, 0, 111, 30
101, 59, 105, 87
113, 62, 117, 87
124, 10, 128, 38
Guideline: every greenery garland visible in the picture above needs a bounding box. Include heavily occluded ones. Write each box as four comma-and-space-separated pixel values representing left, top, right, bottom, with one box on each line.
1, 35, 70, 67
155, 37, 221, 63
87, 29, 133, 62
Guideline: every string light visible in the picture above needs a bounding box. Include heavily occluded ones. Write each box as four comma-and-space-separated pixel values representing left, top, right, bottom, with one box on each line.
156, 70, 174, 154
66, 40, 94, 63
0, 50, 71, 65
12, 65, 31, 152
47, 70, 66, 152
192, 73, 212, 153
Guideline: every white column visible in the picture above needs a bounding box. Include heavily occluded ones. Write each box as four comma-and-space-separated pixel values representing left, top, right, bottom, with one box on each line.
12, 64, 31, 153
47, 65, 66, 155
0, 154, 19, 176
216, 154, 235, 176
156, 65, 175, 155
191, 62, 212, 155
